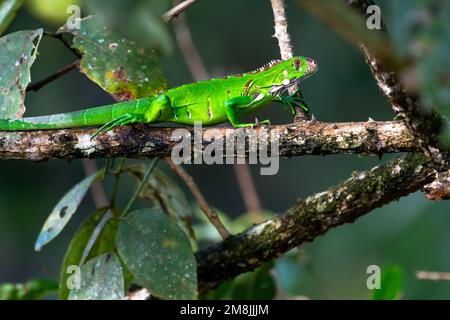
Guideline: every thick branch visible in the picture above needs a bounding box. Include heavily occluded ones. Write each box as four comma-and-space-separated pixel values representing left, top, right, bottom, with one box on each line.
0, 121, 418, 161
196, 153, 436, 292
424, 170, 450, 201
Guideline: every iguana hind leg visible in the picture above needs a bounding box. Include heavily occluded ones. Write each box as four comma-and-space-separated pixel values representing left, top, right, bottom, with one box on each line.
91, 113, 145, 139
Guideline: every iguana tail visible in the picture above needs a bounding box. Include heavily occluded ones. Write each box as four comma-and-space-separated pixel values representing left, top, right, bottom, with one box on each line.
0, 98, 153, 131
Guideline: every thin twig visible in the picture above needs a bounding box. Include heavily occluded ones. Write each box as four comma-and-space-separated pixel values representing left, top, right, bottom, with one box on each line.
416, 270, 450, 281
82, 159, 110, 209
163, 0, 200, 22
44, 32, 81, 58
165, 157, 230, 240
110, 158, 126, 207
233, 164, 263, 222
122, 158, 159, 217
170, 4, 263, 222
26, 60, 80, 92
270, 0, 294, 60
270, 0, 309, 121
171, 5, 208, 81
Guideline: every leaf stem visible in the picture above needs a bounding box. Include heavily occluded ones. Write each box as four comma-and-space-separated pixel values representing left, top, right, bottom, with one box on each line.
110, 158, 126, 208
121, 158, 159, 217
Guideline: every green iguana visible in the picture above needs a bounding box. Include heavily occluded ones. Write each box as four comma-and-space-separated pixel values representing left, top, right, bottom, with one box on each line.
0, 56, 318, 136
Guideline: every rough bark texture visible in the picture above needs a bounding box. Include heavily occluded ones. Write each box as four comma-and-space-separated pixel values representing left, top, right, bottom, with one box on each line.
0, 121, 418, 161
424, 170, 450, 201
344, 0, 445, 166
196, 153, 435, 292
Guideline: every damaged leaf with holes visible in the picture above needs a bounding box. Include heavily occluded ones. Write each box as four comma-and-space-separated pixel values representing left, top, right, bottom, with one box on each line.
34, 170, 103, 251
69, 253, 125, 300
58, 15, 168, 101
116, 208, 197, 300
59, 208, 119, 300
0, 28, 42, 119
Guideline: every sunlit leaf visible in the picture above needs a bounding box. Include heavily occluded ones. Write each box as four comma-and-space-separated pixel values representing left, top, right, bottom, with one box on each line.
26, 0, 79, 25
59, 208, 118, 300
58, 15, 168, 101
116, 208, 197, 300
0, 29, 42, 119
69, 252, 124, 300
372, 265, 403, 300
0, 0, 25, 35
0, 278, 58, 300
34, 170, 103, 251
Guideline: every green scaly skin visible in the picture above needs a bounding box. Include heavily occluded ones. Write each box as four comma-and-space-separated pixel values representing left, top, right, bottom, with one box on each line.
0, 57, 318, 135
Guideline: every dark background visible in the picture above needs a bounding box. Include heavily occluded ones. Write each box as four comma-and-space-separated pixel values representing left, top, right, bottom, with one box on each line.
0, 0, 449, 299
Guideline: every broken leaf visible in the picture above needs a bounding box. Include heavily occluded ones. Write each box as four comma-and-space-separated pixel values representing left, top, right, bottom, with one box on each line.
69, 252, 125, 300
59, 208, 119, 300
34, 170, 103, 251
0, 29, 42, 119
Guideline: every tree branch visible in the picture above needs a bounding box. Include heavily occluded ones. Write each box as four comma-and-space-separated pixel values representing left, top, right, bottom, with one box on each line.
300, 0, 446, 165
0, 121, 418, 161
26, 60, 80, 92
270, 0, 294, 60
196, 153, 436, 292
165, 157, 230, 240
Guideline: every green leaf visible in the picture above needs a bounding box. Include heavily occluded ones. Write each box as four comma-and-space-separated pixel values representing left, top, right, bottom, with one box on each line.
0, 278, 58, 300
0, 29, 42, 119
35, 170, 103, 251
124, 164, 195, 242
116, 208, 197, 300
69, 252, 125, 300
372, 265, 403, 300
0, 0, 25, 35
82, 0, 173, 55
59, 15, 168, 101
59, 208, 119, 300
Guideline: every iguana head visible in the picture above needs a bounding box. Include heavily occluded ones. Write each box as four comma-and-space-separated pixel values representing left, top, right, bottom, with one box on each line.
267, 56, 318, 96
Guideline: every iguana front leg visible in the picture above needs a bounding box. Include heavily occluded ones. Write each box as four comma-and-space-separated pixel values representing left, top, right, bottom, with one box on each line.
224, 95, 270, 128
275, 89, 309, 116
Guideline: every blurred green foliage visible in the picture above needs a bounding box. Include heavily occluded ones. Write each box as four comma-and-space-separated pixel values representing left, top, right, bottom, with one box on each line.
372, 265, 403, 300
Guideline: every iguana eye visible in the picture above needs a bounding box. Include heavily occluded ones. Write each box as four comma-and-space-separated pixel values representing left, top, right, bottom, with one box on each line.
293, 59, 301, 70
